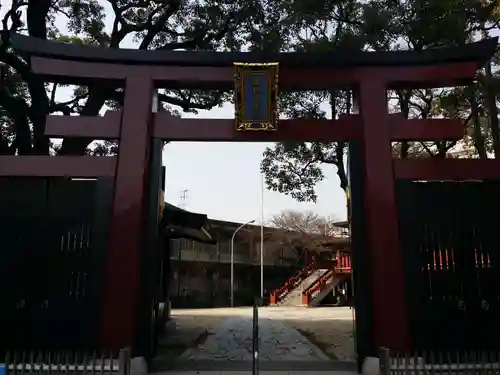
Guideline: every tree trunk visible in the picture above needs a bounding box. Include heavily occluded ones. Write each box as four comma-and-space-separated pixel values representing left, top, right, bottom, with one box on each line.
27, 0, 51, 155
329, 91, 349, 192
484, 60, 500, 157
398, 90, 412, 159
336, 142, 348, 191
468, 84, 487, 159
30, 81, 50, 155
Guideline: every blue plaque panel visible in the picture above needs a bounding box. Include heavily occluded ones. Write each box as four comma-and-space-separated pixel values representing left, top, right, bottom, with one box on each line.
0, 364, 5, 375
234, 63, 279, 131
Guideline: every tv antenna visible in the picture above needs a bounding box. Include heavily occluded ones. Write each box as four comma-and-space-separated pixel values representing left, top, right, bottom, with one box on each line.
180, 189, 188, 209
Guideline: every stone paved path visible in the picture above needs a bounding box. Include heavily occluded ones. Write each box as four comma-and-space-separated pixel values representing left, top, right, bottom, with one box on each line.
181, 315, 329, 361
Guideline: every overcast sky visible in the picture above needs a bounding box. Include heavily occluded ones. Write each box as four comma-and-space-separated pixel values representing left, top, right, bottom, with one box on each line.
163, 108, 346, 224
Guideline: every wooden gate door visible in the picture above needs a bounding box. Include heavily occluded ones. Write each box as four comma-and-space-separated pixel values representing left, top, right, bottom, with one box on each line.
397, 180, 500, 351
0, 177, 112, 352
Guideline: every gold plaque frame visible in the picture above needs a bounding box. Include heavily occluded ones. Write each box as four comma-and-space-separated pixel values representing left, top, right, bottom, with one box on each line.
233, 62, 279, 131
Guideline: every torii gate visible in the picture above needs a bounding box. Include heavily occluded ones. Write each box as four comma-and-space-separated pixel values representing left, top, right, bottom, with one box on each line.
3, 34, 498, 356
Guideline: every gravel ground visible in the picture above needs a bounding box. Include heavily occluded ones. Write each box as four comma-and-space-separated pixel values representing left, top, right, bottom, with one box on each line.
157, 306, 356, 361
156, 313, 226, 359
285, 318, 355, 360
261, 306, 356, 360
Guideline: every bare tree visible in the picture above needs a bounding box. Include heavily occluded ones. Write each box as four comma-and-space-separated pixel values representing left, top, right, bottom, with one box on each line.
248, 210, 347, 265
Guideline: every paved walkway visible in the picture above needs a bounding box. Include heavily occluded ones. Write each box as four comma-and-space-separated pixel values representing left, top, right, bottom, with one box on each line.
180, 315, 329, 361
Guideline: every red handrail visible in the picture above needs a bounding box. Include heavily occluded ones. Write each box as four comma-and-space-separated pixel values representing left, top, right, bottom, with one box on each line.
336, 254, 352, 273
301, 254, 352, 305
269, 260, 318, 304
269, 255, 352, 305
301, 269, 335, 305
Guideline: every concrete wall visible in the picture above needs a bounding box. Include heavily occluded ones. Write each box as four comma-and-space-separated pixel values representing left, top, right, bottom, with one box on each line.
169, 260, 298, 307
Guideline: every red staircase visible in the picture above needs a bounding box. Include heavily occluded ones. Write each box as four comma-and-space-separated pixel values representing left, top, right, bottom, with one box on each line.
269, 261, 318, 305
270, 254, 353, 306
302, 268, 336, 305
302, 253, 352, 305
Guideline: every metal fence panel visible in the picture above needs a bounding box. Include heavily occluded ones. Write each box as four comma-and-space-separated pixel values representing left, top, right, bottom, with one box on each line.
379, 347, 500, 375
2, 348, 130, 375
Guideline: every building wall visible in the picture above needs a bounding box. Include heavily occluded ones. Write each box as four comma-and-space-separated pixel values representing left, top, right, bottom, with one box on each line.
168, 234, 300, 307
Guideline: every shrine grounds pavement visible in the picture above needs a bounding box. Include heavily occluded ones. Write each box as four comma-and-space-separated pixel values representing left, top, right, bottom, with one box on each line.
152, 306, 357, 373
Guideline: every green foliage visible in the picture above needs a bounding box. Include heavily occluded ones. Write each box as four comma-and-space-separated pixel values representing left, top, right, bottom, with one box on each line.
261, 143, 326, 203
0, 0, 499, 202
260, 0, 500, 201
0, 0, 263, 155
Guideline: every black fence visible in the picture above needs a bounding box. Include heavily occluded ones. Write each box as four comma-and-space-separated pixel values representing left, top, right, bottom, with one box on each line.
2, 347, 131, 375
379, 347, 500, 375
0, 177, 113, 353
397, 180, 500, 351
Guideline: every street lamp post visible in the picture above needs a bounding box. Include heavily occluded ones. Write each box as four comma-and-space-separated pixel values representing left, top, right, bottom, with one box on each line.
260, 174, 265, 303
231, 219, 256, 307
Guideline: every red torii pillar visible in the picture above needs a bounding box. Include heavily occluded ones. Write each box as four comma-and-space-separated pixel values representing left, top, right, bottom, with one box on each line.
100, 71, 156, 350
357, 74, 409, 351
